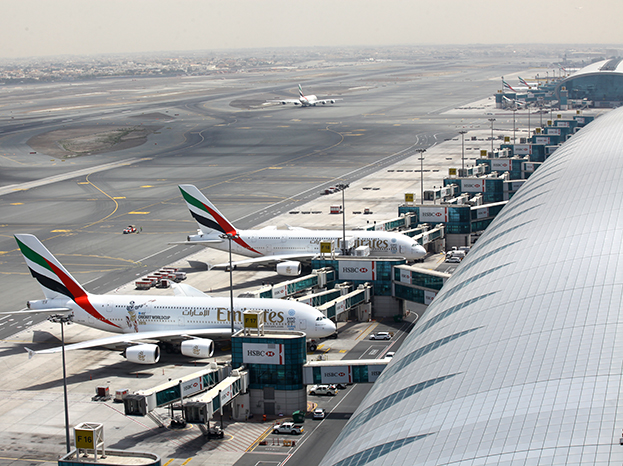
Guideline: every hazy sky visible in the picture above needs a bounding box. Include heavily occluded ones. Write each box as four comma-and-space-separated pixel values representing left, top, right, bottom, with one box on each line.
1, 0, 622, 59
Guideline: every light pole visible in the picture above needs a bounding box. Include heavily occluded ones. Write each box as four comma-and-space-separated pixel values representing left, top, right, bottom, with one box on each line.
336, 183, 349, 254
48, 314, 73, 454
459, 130, 467, 172
488, 118, 496, 155
527, 106, 531, 138
512, 106, 517, 143
220, 232, 240, 335
416, 149, 426, 203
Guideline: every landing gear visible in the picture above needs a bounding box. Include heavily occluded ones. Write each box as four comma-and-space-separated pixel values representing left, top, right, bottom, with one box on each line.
307, 342, 317, 352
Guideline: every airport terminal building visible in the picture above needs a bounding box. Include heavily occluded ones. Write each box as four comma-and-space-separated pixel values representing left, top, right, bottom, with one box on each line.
321, 108, 623, 465
556, 58, 623, 108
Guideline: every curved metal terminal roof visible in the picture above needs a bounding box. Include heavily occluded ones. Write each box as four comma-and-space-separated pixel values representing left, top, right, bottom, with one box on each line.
322, 107, 623, 466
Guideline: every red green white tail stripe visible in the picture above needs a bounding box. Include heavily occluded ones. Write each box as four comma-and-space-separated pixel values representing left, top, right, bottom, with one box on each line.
15, 234, 120, 328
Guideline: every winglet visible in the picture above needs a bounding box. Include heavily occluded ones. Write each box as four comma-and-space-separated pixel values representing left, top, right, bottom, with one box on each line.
25, 347, 36, 359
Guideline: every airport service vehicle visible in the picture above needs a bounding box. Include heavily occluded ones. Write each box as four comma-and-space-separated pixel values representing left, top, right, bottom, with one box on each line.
123, 225, 137, 234
272, 84, 342, 107
385, 352, 395, 359
177, 185, 427, 276
273, 422, 304, 435
313, 408, 326, 420
445, 256, 461, 263
10, 234, 335, 364
369, 332, 391, 340
309, 384, 337, 396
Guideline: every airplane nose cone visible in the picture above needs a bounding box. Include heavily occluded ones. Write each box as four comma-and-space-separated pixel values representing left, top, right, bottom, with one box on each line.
413, 244, 427, 259
327, 319, 337, 333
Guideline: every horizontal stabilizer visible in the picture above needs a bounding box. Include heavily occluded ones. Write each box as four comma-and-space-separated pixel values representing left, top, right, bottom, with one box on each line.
172, 283, 210, 298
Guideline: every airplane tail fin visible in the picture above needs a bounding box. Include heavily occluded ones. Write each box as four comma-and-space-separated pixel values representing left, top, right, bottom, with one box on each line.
178, 185, 237, 235
518, 76, 530, 88
502, 77, 515, 92
298, 84, 304, 99
15, 234, 89, 301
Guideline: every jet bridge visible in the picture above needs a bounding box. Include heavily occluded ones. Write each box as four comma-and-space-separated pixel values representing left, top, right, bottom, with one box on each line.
123, 362, 230, 418
303, 359, 390, 384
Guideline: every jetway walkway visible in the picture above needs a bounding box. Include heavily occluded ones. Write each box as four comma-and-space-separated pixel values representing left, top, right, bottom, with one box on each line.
317, 283, 372, 319
240, 267, 336, 299
303, 359, 390, 384
123, 363, 230, 417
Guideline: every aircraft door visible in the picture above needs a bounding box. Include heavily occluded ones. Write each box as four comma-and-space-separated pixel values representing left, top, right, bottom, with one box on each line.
299, 319, 307, 331
178, 317, 185, 327
106, 301, 113, 313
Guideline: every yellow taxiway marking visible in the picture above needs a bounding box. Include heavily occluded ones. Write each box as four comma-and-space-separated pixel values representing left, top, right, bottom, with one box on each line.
339, 350, 347, 353
268, 167, 283, 169
0, 456, 49, 463
140, 185, 153, 188
277, 125, 290, 128
113, 196, 126, 199
128, 212, 149, 215
181, 459, 193, 465
51, 229, 72, 233
356, 322, 378, 340
9, 203, 23, 205
77, 181, 89, 184
237, 127, 252, 129
163, 460, 174, 466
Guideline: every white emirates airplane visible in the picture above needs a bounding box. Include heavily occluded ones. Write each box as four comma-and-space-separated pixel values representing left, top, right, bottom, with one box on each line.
273, 84, 342, 107
9, 234, 335, 363
177, 185, 427, 276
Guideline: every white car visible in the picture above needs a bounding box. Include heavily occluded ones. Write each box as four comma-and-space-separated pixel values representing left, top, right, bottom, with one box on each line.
273, 422, 304, 435
369, 332, 391, 340
313, 408, 326, 419
309, 384, 337, 396
385, 352, 395, 358
445, 256, 461, 263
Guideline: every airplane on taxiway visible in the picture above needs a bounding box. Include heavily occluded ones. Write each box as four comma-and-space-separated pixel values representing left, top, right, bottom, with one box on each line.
8, 234, 335, 363
272, 84, 342, 107
177, 184, 427, 276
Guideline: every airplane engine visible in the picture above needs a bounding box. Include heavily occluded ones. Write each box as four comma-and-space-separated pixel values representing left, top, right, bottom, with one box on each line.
330, 99, 336, 104
181, 339, 214, 358
276, 261, 302, 277
293, 102, 300, 106
282, 102, 287, 105
125, 344, 160, 364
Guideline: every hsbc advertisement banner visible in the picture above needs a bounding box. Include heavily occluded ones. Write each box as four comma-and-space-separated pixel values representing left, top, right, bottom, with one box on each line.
419, 206, 448, 223
547, 128, 561, 135
321, 366, 352, 384
491, 159, 511, 171
242, 343, 284, 365
272, 284, 286, 299
514, 145, 532, 156
523, 163, 536, 172
462, 179, 486, 193
535, 136, 550, 145
220, 384, 234, 405
368, 365, 386, 382
181, 376, 205, 397
424, 290, 437, 305
400, 269, 411, 284
336, 300, 346, 315
476, 207, 489, 219
339, 261, 375, 281
556, 121, 570, 127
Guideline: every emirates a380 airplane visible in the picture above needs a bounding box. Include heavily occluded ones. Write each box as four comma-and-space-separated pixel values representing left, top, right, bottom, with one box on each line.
274, 84, 342, 107
178, 185, 427, 276
10, 234, 335, 363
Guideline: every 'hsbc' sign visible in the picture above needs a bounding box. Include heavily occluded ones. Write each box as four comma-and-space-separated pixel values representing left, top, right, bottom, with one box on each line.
491, 159, 510, 171
419, 206, 448, 223
242, 342, 284, 365
181, 376, 205, 397
514, 144, 532, 156
462, 179, 486, 193
339, 261, 375, 280
321, 366, 352, 384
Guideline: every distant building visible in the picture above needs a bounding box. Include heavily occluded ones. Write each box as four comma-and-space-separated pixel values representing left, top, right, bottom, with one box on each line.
321, 107, 623, 465
556, 58, 623, 107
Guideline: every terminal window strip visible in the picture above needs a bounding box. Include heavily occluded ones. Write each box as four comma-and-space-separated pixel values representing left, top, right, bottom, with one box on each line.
434, 263, 512, 305
330, 433, 434, 466
337, 374, 458, 438
377, 328, 481, 383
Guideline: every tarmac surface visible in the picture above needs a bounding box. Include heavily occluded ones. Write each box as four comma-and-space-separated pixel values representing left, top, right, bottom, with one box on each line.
0, 59, 605, 465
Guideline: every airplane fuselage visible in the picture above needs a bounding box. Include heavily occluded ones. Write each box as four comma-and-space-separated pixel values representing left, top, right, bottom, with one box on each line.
28, 295, 335, 339
189, 229, 426, 260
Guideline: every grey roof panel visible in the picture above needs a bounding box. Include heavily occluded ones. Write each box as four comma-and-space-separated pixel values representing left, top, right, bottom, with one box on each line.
322, 107, 623, 466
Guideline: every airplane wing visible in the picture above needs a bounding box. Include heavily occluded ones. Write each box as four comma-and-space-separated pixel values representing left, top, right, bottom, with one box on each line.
25, 328, 233, 357
267, 99, 300, 105
0, 307, 72, 315
171, 283, 211, 298
168, 239, 224, 246
316, 98, 343, 104
211, 253, 318, 269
